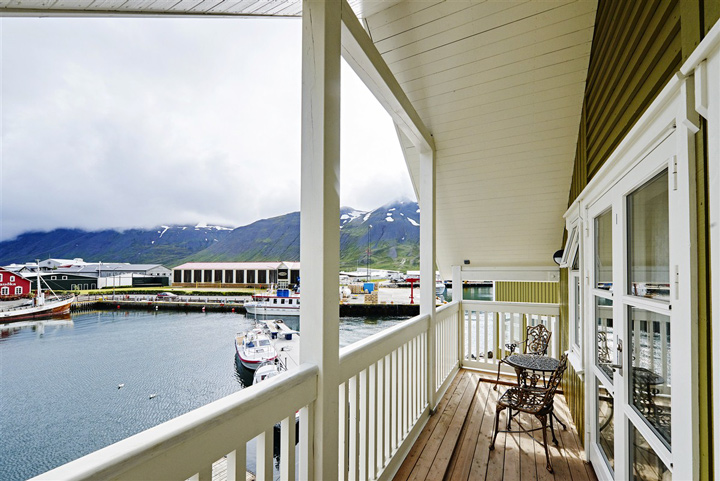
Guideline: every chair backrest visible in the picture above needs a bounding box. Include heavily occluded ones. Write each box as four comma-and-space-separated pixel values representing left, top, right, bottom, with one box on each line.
541, 353, 568, 406
525, 324, 552, 355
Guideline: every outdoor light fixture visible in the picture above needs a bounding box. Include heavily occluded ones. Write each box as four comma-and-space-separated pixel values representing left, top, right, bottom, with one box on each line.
552, 249, 564, 265
464, 260, 470, 265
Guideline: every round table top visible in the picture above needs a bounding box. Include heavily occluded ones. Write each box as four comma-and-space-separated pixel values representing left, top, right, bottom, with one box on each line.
505, 354, 560, 372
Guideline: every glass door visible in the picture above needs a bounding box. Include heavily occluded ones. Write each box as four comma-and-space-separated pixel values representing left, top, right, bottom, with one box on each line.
587, 133, 677, 481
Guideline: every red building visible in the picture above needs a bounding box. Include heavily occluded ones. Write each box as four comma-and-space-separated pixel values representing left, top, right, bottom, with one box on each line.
0, 268, 32, 299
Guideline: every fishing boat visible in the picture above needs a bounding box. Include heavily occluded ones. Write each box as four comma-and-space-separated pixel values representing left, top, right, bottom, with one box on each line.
244, 287, 300, 317
235, 328, 278, 370
0, 271, 74, 322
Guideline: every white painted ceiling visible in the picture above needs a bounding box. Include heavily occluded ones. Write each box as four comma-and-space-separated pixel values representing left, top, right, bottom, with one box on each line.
1, 0, 597, 277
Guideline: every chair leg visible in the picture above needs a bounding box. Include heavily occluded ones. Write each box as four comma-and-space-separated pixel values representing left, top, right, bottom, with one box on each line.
539, 414, 553, 473
549, 407, 558, 445
490, 406, 504, 451
494, 359, 504, 390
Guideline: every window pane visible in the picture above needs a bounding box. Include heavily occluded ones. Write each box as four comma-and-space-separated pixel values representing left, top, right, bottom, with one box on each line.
596, 297, 614, 380
597, 381, 614, 471
630, 307, 671, 447
595, 209, 613, 290
631, 425, 671, 481
628, 170, 669, 300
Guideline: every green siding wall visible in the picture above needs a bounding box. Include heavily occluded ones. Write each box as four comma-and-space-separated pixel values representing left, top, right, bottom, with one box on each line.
562, 1, 719, 476
495, 281, 558, 304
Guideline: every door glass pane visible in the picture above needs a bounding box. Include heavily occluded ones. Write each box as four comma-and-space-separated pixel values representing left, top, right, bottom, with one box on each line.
596, 297, 614, 380
628, 170, 669, 300
630, 307, 671, 447
595, 209, 613, 290
631, 425, 671, 480
597, 381, 614, 471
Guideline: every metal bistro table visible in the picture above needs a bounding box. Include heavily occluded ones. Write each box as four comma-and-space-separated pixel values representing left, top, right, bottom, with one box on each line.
503, 353, 567, 441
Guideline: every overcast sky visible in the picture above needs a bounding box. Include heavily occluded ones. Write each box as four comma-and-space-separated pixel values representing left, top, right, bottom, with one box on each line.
0, 17, 415, 241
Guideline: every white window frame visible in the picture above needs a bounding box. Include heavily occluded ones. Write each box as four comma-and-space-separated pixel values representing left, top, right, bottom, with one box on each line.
563, 205, 584, 376
15, 286, 22, 295
1, 287, 9, 296
10, 275, 15, 282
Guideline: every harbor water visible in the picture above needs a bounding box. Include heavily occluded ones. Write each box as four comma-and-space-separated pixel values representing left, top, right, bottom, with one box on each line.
0, 310, 408, 481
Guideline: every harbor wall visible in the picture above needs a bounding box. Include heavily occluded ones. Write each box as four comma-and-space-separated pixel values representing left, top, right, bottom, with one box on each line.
71, 300, 420, 317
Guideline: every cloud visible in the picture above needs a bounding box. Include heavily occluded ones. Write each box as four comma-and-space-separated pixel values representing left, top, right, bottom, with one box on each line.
0, 16, 414, 241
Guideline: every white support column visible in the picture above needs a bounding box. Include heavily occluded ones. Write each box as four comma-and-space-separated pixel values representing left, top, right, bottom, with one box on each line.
420, 149, 436, 410
452, 265, 463, 366
299, 1, 341, 479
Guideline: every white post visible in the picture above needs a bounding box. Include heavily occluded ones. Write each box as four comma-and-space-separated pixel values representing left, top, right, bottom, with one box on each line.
452, 265, 463, 366
420, 149, 436, 410
299, 1, 341, 479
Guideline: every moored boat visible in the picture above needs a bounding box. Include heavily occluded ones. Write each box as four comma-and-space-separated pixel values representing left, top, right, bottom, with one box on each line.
0, 295, 74, 321
253, 360, 284, 384
0, 268, 74, 322
235, 328, 278, 370
244, 288, 300, 317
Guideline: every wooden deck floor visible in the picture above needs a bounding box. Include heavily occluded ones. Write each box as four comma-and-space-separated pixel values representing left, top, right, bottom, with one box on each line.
394, 369, 597, 481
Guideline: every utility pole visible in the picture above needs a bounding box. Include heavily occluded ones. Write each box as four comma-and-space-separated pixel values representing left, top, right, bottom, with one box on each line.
366, 224, 372, 282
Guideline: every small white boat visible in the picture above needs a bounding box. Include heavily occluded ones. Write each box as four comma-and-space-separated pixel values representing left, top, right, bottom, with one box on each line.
235, 328, 278, 370
436, 280, 446, 296
253, 360, 284, 385
244, 288, 300, 317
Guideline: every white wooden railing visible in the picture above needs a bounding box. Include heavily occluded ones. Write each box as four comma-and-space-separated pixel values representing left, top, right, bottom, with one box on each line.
461, 300, 560, 374
435, 302, 461, 394
28, 300, 483, 481
338, 313, 429, 481
32, 363, 319, 481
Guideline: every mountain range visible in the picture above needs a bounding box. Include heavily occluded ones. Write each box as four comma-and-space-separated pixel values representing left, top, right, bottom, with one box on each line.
0, 200, 421, 270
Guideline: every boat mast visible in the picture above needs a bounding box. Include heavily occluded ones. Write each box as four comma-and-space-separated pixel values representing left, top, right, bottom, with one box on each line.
35, 259, 44, 306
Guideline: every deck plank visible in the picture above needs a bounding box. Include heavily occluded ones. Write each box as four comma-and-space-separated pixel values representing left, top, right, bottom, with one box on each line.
394, 370, 470, 480
444, 374, 492, 480
553, 395, 595, 481
407, 371, 475, 481
395, 369, 596, 481
424, 371, 479, 480
471, 383, 501, 480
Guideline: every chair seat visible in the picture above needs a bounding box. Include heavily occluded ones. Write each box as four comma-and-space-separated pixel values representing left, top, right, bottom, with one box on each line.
498, 386, 551, 415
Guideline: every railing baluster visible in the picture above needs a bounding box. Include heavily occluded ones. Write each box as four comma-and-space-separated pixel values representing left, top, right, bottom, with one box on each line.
384, 353, 391, 462
349, 375, 359, 481
377, 357, 385, 474
359, 369, 369, 481
339, 384, 348, 481
226, 447, 245, 481
393, 348, 399, 452
197, 463, 212, 481
281, 415, 296, 481
369, 362, 377, 480
256, 428, 273, 481
300, 403, 314, 481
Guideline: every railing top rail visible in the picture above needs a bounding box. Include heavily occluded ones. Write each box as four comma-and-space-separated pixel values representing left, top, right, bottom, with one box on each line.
32, 363, 319, 481
436, 300, 460, 316
339, 313, 430, 382
461, 300, 560, 315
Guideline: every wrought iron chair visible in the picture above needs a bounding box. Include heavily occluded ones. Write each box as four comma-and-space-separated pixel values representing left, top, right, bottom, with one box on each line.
490, 353, 568, 473
494, 323, 552, 390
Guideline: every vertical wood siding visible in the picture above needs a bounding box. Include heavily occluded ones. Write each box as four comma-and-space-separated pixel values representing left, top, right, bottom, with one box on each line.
494, 281, 558, 304
561, 2, 720, 467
